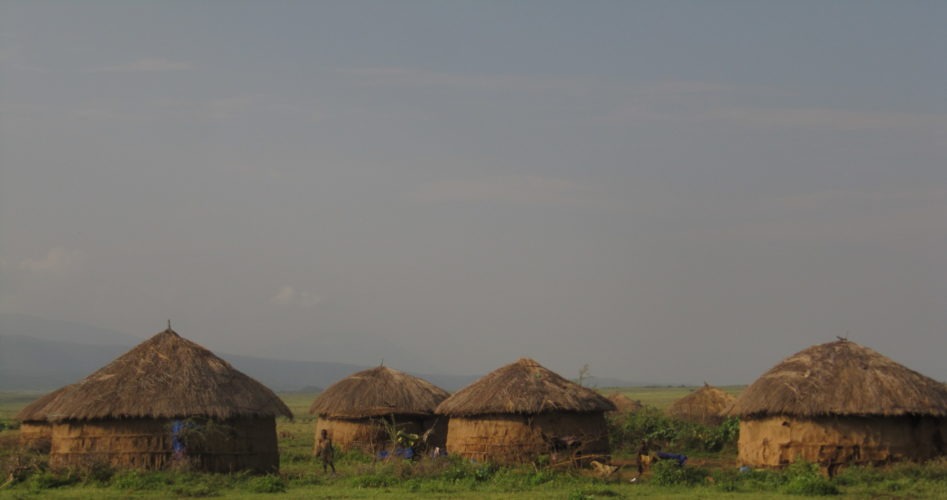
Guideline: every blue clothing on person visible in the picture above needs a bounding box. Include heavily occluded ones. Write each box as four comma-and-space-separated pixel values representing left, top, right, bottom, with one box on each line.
657, 452, 688, 466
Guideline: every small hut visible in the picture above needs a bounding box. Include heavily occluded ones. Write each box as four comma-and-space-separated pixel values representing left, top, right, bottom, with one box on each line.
606, 393, 643, 415
667, 384, 736, 426
308, 366, 450, 452
19, 327, 292, 472
435, 358, 616, 464
729, 339, 947, 469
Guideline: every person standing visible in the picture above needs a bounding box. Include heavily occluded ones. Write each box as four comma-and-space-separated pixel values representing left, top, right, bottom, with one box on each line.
314, 429, 336, 474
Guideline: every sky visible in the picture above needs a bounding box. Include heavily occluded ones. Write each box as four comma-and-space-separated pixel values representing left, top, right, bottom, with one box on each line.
1, 1, 945, 384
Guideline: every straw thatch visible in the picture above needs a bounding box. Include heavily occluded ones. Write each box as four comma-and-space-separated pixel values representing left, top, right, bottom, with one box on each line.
309, 366, 450, 452
435, 358, 615, 417
729, 339, 947, 419
606, 393, 643, 414
310, 366, 449, 419
15, 386, 72, 451
730, 339, 947, 468
36, 328, 291, 422
667, 384, 736, 426
435, 358, 615, 464
22, 327, 291, 473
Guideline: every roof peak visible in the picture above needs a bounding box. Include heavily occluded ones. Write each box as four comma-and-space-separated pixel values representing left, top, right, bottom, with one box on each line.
160, 320, 180, 337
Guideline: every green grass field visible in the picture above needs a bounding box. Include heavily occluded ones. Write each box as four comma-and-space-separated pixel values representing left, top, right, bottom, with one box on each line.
2, 388, 946, 498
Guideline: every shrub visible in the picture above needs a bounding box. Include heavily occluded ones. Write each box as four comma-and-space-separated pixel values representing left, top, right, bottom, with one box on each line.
27, 470, 80, 491
111, 470, 169, 490
781, 461, 839, 496
889, 457, 947, 482
168, 475, 220, 497
650, 459, 709, 487
834, 464, 882, 486
245, 474, 287, 493
783, 475, 839, 496
437, 456, 497, 483
0, 450, 48, 485
607, 407, 739, 454
82, 460, 116, 483
523, 469, 555, 486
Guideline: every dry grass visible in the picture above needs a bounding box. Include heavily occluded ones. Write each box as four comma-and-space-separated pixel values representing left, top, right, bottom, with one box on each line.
667, 384, 736, 426
606, 393, 643, 414
729, 339, 947, 418
309, 366, 448, 419
435, 358, 615, 417
18, 328, 291, 422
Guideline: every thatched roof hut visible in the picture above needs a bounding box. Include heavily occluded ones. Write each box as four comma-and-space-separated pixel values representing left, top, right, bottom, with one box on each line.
730, 339, 947, 469
667, 384, 736, 426
435, 358, 616, 464
606, 393, 643, 415
21, 327, 291, 472
309, 366, 450, 452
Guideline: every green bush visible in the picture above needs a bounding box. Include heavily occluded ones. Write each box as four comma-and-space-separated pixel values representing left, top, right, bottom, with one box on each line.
111, 470, 170, 490
783, 475, 839, 496
781, 461, 839, 496
889, 457, 947, 482
167, 473, 222, 497
27, 470, 80, 491
607, 407, 739, 454
834, 464, 882, 486
437, 457, 497, 483
650, 459, 709, 487
245, 474, 287, 493
82, 460, 116, 483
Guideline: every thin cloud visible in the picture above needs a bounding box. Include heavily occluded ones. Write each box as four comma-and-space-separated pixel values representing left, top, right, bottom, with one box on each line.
694, 187, 947, 245
18, 247, 82, 273
337, 67, 588, 93
713, 106, 947, 132
411, 175, 610, 207
268, 286, 322, 309
93, 58, 194, 73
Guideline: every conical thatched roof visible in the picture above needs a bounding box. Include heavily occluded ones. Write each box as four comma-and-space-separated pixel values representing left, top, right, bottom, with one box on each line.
23, 328, 292, 422
667, 384, 736, 425
607, 393, 643, 414
435, 358, 616, 417
15, 385, 74, 422
308, 366, 449, 419
729, 339, 947, 418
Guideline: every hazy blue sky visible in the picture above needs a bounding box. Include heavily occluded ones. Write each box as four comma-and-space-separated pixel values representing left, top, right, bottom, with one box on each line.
2, 1, 945, 383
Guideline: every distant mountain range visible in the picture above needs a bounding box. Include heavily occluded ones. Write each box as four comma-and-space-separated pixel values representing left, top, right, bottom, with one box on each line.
0, 314, 638, 393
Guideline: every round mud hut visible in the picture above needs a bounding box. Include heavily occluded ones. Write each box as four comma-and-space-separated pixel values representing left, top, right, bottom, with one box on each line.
606, 393, 643, 415
435, 358, 616, 464
729, 339, 947, 469
308, 366, 450, 453
25, 326, 292, 472
667, 383, 736, 426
